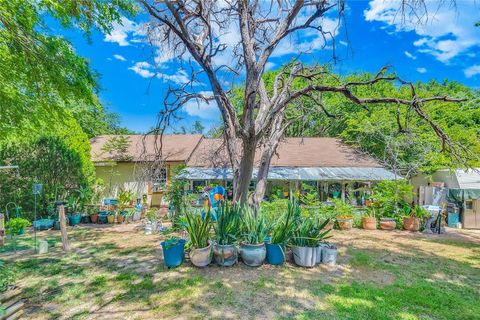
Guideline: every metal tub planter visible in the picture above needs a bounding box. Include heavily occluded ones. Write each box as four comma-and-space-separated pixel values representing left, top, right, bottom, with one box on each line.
240, 243, 266, 267
213, 244, 238, 267
190, 243, 213, 267
33, 219, 55, 231
321, 244, 338, 266
292, 246, 317, 268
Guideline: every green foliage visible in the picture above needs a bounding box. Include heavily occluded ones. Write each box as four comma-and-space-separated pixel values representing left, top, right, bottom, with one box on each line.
5, 217, 31, 235
118, 188, 134, 210
214, 202, 241, 245
0, 261, 16, 292
183, 209, 211, 249
0, 136, 94, 220
411, 205, 430, 219
331, 198, 354, 219
291, 217, 331, 247
241, 208, 269, 245
261, 198, 289, 222
371, 181, 414, 217
165, 164, 187, 226
146, 209, 158, 222
269, 199, 301, 244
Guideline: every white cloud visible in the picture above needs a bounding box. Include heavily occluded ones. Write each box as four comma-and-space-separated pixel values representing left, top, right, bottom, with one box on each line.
265, 62, 276, 71
183, 92, 219, 119
464, 65, 480, 78
364, 0, 480, 63
416, 67, 427, 74
113, 54, 126, 61
104, 17, 142, 46
404, 51, 416, 60
128, 61, 154, 78
339, 40, 348, 47
158, 69, 191, 85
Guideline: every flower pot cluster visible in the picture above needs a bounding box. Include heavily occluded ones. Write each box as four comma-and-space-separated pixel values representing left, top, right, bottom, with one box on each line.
161, 199, 338, 269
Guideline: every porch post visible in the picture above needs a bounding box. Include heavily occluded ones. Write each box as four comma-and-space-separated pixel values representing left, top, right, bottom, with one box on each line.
341, 182, 346, 202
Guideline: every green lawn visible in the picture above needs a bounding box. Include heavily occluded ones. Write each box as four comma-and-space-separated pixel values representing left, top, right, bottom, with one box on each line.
1, 225, 479, 319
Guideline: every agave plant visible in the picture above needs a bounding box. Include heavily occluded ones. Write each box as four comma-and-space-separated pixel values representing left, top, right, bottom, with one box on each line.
214, 202, 242, 245
183, 209, 212, 249
241, 207, 270, 245
291, 217, 332, 247
270, 198, 301, 245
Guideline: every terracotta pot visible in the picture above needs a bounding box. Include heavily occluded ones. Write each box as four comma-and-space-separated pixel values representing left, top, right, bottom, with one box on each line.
107, 215, 115, 224
403, 217, 420, 231
90, 214, 99, 224
117, 215, 125, 224
362, 217, 377, 230
380, 218, 396, 231
190, 243, 213, 267
337, 218, 353, 230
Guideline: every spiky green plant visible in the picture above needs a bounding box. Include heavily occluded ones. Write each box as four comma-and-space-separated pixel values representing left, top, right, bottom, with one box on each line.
183, 209, 211, 249
241, 207, 270, 244
214, 202, 242, 245
270, 198, 301, 244
291, 217, 332, 247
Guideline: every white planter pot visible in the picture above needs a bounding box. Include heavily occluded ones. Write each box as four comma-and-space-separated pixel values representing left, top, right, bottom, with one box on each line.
321, 247, 338, 266
292, 246, 317, 268
144, 221, 157, 235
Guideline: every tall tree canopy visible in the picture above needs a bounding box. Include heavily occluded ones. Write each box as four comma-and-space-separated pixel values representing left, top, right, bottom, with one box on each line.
0, 0, 136, 140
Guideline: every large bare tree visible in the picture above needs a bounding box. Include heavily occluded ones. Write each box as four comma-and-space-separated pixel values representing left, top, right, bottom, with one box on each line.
138, 0, 464, 206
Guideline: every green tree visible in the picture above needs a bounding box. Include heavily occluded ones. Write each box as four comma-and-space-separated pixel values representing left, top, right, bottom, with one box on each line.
0, 136, 95, 219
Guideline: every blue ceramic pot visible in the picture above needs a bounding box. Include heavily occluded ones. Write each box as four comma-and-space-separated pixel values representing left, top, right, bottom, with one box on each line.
266, 243, 285, 265
98, 211, 108, 224
161, 239, 186, 268
69, 214, 82, 226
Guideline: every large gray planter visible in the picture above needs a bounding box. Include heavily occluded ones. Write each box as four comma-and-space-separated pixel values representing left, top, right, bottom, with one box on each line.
292, 246, 317, 267
190, 243, 212, 267
213, 243, 238, 267
321, 245, 338, 266
240, 243, 266, 267
315, 245, 322, 264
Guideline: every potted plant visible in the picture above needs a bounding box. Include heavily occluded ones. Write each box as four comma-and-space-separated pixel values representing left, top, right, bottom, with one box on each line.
240, 208, 269, 267
332, 199, 354, 231
266, 200, 299, 265
184, 209, 212, 267
213, 202, 241, 267
291, 218, 331, 267
145, 209, 158, 234
76, 186, 92, 223
6, 218, 31, 236
67, 196, 82, 226
107, 211, 116, 224
379, 216, 396, 230
362, 207, 377, 230
161, 236, 186, 268
403, 205, 428, 231
90, 206, 99, 224
321, 242, 338, 266
98, 210, 108, 224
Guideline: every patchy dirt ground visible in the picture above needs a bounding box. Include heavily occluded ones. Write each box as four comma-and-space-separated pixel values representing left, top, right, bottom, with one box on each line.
2, 223, 480, 320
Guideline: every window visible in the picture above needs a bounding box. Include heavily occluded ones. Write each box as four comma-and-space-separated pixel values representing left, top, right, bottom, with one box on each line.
152, 167, 167, 193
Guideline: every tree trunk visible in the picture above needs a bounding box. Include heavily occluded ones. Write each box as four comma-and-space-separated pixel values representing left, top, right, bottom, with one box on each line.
58, 204, 71, 252
233, 138, 256, 205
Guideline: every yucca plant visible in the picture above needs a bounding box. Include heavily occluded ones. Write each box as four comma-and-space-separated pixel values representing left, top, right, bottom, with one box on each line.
183, 209, 211, 249
241, 207, 270, 244
214, 202, 242, 245
270, 198, 301, 244
291, 217, 332, 247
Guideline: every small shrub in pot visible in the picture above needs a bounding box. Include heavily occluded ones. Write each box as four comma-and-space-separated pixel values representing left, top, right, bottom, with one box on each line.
213, 202, 241, 267
291, 218, 331, 268
184, 209, 212, 267
240, 208, 268, 267
362, 207, 377, 230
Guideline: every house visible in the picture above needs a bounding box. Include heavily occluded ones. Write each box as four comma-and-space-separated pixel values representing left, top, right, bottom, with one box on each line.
411, 169, 480, 229
90, 135, 399, 207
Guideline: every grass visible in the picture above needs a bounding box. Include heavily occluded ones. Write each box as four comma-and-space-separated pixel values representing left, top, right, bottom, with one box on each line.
1, 225, 479, 319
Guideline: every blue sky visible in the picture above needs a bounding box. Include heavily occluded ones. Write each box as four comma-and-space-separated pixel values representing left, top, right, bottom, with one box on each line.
56, 0, 480, 133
